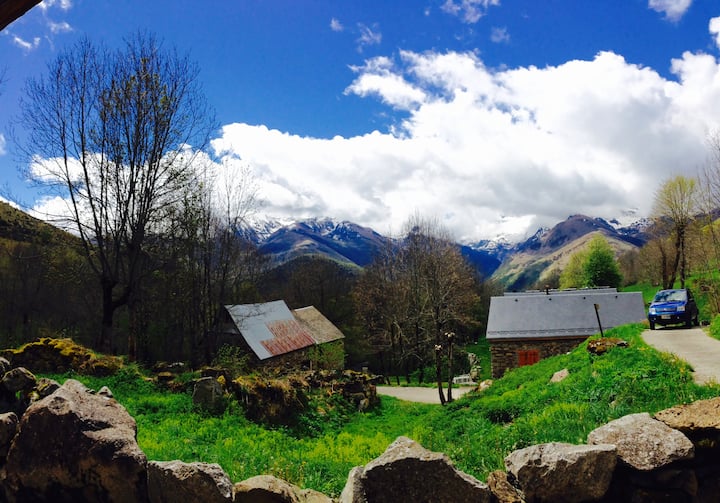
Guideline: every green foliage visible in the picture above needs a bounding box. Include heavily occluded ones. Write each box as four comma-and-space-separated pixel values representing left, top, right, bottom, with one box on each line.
212, 345, 250, 378
307, 341, 345, 371
584, 235, 623, 288
42, 324, 720, 498
560, 235, 622, 288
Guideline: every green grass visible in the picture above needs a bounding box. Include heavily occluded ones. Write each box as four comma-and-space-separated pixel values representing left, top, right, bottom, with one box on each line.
43, 324, 720, 497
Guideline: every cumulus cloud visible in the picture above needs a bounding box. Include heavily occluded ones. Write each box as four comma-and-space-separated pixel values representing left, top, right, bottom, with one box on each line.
211, 35, 720, 242
648, 0, 692, 21
710, 17, 720, 50
441, 0, 501, 24
330, 18, 344, 32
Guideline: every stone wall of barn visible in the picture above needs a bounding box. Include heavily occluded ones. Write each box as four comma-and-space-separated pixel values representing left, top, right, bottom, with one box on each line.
489, 337, 588, 378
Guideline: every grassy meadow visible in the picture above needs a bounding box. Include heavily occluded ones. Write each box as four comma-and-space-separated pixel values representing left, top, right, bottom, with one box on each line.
45, 323, 720, 497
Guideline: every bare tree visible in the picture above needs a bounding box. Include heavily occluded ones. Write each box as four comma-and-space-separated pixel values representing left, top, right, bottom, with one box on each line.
354, 214, 479, 404
652, 175, 699, 289
18, 33, 215, 354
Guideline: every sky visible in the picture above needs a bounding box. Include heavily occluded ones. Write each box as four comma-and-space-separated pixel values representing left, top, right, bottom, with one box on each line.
2, 0, 720, 243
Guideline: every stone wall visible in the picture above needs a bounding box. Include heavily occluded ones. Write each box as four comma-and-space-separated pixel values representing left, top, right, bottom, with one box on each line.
490, 337, 587, 378
1, 356, 719, 502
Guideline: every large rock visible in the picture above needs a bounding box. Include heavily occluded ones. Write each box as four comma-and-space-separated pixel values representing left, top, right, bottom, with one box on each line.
486, 470, 525, 503
233, 474, 332, 503
504, 442, 616, 503
588, 412, 694, 471
148, 460, 233, 503
340, 436, 493, 503
0, 412, 18, 460
0, 367, 36, 394
3, 379, 148, 502
192, 377, 226, 414
654, 397, 720, 437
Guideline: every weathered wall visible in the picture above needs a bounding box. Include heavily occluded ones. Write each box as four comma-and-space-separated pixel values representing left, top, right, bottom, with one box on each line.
490, 337, 586, 378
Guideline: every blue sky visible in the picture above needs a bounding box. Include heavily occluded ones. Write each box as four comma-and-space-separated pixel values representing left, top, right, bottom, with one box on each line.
2, 0, 720, 242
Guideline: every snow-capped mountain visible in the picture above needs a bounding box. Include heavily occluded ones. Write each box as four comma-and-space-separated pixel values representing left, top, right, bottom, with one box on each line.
246, 214, 650, 283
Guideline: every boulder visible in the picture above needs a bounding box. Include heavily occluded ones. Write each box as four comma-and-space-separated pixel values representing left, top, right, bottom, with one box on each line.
35, 377, 60, 399
486, 470, 525, 503
192, 377, 226, 414
3, 379, 148, 502
340, 436, 493, 503
0, 357, 10, 376
233, 474, 332, 503
588, 412, 694, 471
0, 412, 18, 460
0, 367, 36, 394
148, 460, 233, 503
504, 442, 616, 503
586, 338, 628, 355
654, 397, 720, 438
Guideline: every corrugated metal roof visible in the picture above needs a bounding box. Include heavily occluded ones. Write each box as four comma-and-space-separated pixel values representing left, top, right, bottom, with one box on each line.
224, 301, 344, 360
225, 301, 315, 360
292, 306, 345, 344
486, 290, 646, 340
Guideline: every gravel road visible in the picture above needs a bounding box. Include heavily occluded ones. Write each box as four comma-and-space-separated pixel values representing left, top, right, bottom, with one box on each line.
642, 327, 720, 385
376, 385, 474, 404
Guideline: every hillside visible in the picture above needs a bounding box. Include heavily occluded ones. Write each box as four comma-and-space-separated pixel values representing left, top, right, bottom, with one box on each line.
1, 202, 649, 290
0, 200, 78, 246
490, 215, 647, 290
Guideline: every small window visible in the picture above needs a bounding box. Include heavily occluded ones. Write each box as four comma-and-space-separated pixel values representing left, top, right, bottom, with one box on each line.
518, 349, 540, 367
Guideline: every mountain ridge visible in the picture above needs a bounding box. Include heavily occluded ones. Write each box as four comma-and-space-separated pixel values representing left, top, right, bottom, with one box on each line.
247, 214, 649, 284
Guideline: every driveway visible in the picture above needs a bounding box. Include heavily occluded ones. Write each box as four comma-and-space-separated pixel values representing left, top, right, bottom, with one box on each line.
376, 385, 474, 404
642, 327, 720, 385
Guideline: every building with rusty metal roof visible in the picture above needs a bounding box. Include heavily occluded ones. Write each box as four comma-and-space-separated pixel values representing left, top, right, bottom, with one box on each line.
220, 300, 345, 369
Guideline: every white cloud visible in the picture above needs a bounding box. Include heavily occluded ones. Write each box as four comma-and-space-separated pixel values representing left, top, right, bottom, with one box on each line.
648, 0, 692, 22
710, 17, 720, 50
441, 0, 501, 24
490, 26, 510, 44
330, 18, 344, 32
39, 0, 73, 11
0, 134, 5, 156
356, 23, 382, 51
211, 36, 720, 243
12, 35, 41, 51
48, 20, 72, 34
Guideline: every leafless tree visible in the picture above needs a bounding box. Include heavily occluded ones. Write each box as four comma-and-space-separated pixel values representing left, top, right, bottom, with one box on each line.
17, 33, 215, 354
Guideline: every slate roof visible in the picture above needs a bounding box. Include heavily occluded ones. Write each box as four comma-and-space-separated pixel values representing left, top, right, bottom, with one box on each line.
486, 288, 646, 341
224, 301, 344, 360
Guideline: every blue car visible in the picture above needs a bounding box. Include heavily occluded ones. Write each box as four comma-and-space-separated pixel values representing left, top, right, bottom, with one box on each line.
647, 288, 699, 330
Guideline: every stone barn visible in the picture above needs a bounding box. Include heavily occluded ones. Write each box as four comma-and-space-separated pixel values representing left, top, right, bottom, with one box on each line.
486, 288, 645, 378
218, 300, 345, 370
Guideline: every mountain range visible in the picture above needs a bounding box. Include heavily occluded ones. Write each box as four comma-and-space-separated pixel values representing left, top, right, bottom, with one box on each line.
0, 199, 650, 291
245, 214, 650, 289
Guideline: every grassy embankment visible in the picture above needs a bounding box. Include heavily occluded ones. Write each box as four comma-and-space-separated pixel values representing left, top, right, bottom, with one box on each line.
45, 323, 720, 497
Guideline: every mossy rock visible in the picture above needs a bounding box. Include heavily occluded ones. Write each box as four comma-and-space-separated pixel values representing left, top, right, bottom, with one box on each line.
231, 375, 308, 425
1, 338, 122, 376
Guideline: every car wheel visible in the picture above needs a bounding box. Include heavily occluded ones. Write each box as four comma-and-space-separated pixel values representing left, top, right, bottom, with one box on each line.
649, 321, 655, 330
685, 317, 692, 328
694, 315, 700, 326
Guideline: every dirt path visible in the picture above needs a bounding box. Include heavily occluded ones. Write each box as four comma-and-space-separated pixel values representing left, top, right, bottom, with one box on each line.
376, 385, 474, 404
641, 327, 720, 385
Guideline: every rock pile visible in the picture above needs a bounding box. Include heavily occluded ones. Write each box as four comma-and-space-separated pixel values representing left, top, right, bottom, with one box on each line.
0, 355, 718, 502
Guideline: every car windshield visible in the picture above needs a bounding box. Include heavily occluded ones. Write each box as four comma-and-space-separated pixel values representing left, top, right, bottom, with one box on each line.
653, 290, 687, 302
